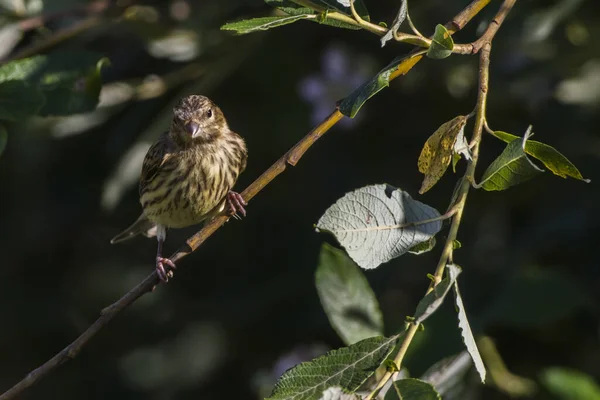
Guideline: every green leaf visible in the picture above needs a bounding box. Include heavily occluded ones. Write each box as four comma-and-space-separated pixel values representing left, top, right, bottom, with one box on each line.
540, 368, 600, 400
221, 14, 313, 34
0, 123, 7, 157
265, 0, 311, 15
316, 243, 384, 345
385, 378, 441, 400
380, 0, 407, 47
264, 0, 369, 30
448, 265, 486, 383
414, 264, 461, 324
427, 24, 454, 59
491, 128, 589, 183
316, 0, 370, 21
267, 335, 400, 400
316, 184, 442, 270
408, 237, 436, 255
482, 269, 589, 329
0, 80, 45, 121
420, 352, 472, 396
0, 51, 108, 116
478, 128, 543, 191
339, 56, 405, 118
418, 115, 468, 194
320, 387, 360, 400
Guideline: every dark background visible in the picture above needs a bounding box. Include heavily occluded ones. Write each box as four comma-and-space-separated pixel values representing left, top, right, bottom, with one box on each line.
0, 0, 599, 399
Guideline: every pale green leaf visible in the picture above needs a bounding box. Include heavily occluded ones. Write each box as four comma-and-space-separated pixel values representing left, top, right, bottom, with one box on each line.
385, 379, 441, 400
221, 14, 313, 34
540, 368, 600, 400
491, 128, 589, 183
264, 0, 369, 30
380, 0, 407, 47
267, 335, 400, 400
339, 56, 405, 118
316, 243, 384, 345
448, 264, 486, 383
478, 128, 543, 191
420, 352, 472, 396
427, 24, 454, 59
414, 264, 461, 324
0, 80, 44, 121
316, 184, 442, 269
0, 56, 45, 82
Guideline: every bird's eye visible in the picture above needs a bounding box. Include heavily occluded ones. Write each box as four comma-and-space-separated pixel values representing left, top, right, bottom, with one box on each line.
207, 109, 213, 118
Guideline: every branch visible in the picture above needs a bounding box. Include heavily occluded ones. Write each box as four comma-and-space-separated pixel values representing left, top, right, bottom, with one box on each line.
365, 0, 516, 397
0, 1, 497, 399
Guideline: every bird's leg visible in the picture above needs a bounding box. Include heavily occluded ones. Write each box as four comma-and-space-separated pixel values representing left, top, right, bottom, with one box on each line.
155, 225, 176, 282
226, 191, 247, 218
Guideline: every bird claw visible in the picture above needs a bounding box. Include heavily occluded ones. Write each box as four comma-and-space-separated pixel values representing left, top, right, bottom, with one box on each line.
227, 191, 247, 218
156, 257, 176, 282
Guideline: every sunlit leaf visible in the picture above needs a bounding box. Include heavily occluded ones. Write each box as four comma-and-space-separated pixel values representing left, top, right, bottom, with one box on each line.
491, 128, 589, 183
540, 368, 600, 400
267, 335, 400, 400
418, 115, 468, 194
339, 54, 419, 118
221, 15, 313, 35
427, 24, 454, 59
414, 264, 461, 324
478, 128, 543, 191
320, 386, 360, 400
420, 351, 472, 396
384, 379, 441, 400
380, 0, 407, 47
448, 265, 485, 383
0, 80, 44, 121
316, 243, 384, 345
316, 184, 442, 269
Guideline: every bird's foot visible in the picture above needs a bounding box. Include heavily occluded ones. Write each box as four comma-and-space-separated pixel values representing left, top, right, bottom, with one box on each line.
226, 191, 247, 219
156, 257, 176, 282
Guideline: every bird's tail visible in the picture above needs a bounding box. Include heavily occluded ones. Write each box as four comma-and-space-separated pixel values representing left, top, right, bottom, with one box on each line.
110, 213, 157, 244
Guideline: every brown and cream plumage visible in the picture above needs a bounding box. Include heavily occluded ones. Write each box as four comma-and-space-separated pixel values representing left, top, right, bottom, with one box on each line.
111, 95, 248, 281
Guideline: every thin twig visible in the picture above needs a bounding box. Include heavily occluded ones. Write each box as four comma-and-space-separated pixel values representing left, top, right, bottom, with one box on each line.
0, 1, 498, 399
364, 0, 515, 397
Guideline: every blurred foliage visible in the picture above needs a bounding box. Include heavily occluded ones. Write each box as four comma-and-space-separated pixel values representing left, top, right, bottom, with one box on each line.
0, 0, 599, 399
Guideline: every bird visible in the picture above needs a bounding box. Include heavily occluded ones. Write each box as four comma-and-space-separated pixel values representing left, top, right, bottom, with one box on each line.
111, 95, 248, 282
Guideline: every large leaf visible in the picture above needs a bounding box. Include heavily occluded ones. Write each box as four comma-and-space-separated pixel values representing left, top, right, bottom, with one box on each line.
316, 243, 384, 345
414, 264, 461, 324
540, 368, 600, 400
490, 129, 589, 183
221, 14, 313, 34
478, 128, 543, 191
380, 0, 407, 47
418, 115, 468, 194
448, 265, 485, 383
316, 184, 442, 269
267, 335, 400, 400
427, 25, 454, 59
0, 52, 108, 116
384, 379, 441, 400
338, 55, 419, 118
0, 80, 45, 121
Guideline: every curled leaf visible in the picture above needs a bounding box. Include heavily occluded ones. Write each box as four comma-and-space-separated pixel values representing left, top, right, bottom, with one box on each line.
418, 115, 468, 194
427, 24, 454, 59
380, 0, 408, 47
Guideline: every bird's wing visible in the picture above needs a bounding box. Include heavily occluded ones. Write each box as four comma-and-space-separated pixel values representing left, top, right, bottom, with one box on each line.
139, 132, 176, 196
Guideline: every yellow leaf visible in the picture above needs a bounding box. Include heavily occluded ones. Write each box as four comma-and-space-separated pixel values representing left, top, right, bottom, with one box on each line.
418, 115, 467, 194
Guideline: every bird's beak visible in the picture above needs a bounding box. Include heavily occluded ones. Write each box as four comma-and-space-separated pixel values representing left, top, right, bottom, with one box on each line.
185, 121, 200, 137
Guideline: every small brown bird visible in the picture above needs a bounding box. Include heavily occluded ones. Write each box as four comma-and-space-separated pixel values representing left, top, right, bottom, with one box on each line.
111, 95, 248, 281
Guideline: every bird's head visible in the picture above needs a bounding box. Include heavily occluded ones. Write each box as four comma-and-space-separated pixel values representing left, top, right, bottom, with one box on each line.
170, 95, 228, 145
